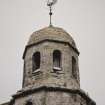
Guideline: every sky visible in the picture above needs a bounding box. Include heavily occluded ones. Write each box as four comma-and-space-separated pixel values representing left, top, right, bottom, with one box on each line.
0, 0, 105, 105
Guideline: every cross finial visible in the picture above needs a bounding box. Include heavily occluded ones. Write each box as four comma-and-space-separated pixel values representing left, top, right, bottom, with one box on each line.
47, 0, 57, 26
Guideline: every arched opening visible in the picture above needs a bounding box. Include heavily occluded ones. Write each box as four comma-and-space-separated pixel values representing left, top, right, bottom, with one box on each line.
72, 56, 77, 79
32, 52, 40, 71
26, 101, 33, 105
53, 50, 61, 70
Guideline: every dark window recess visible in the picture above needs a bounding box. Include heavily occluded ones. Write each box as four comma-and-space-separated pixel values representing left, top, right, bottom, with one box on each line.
72, 56, 77, 79
32, 52, 40, 71
53, 50, 61, 70
26, 101, 33, 105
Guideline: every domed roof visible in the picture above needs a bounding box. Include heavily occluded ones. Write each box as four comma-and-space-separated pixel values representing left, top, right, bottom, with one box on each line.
28, 26, 77, 48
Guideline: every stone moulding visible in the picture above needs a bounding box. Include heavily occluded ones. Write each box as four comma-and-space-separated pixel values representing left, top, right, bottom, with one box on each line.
11, 86, 96, 105
23, 39, 80, 59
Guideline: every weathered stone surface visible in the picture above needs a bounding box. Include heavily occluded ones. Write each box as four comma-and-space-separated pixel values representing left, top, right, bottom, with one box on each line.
23, 41, 80, 89
28, 26, 76, 48
0, 26, 96, 105
11, 86, 95, 105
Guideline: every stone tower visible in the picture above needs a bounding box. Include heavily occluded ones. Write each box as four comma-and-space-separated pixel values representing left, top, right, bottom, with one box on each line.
5, 26, 95, 105
22, 27, 80, 89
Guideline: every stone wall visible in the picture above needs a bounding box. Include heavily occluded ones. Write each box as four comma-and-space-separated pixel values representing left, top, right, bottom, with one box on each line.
23, 41, 80, 89
13, 90, 87, 105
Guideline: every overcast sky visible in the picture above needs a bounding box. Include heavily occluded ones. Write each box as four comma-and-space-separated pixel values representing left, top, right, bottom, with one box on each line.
0, 0, 105, 105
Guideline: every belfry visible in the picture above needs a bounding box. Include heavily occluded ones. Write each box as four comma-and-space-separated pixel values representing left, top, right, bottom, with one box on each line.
0, 1, 96, 105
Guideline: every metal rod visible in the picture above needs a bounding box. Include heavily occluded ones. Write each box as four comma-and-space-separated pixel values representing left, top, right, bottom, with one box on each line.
49, 6, 52, 26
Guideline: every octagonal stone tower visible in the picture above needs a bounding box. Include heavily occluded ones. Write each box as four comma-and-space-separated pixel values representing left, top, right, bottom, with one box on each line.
8, 26, 96, 105
22, 26, 80, 89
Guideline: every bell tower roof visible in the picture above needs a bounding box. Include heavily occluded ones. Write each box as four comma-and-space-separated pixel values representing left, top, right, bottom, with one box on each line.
28, 26, 77, 49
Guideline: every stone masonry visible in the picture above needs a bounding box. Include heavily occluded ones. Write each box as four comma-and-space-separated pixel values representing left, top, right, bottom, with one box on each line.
0, 26, 96, 105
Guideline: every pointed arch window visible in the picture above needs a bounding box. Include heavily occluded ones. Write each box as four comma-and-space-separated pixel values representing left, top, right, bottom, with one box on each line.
53, 50, 61, 70
32, 52, 40, 72
72, 56, 77, 79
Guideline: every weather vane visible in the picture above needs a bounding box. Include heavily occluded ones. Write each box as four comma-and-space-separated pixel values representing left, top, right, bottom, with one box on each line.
47, 0, 57, 26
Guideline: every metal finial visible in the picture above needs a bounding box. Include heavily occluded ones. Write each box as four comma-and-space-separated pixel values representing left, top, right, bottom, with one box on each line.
47, 0, 57, 26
